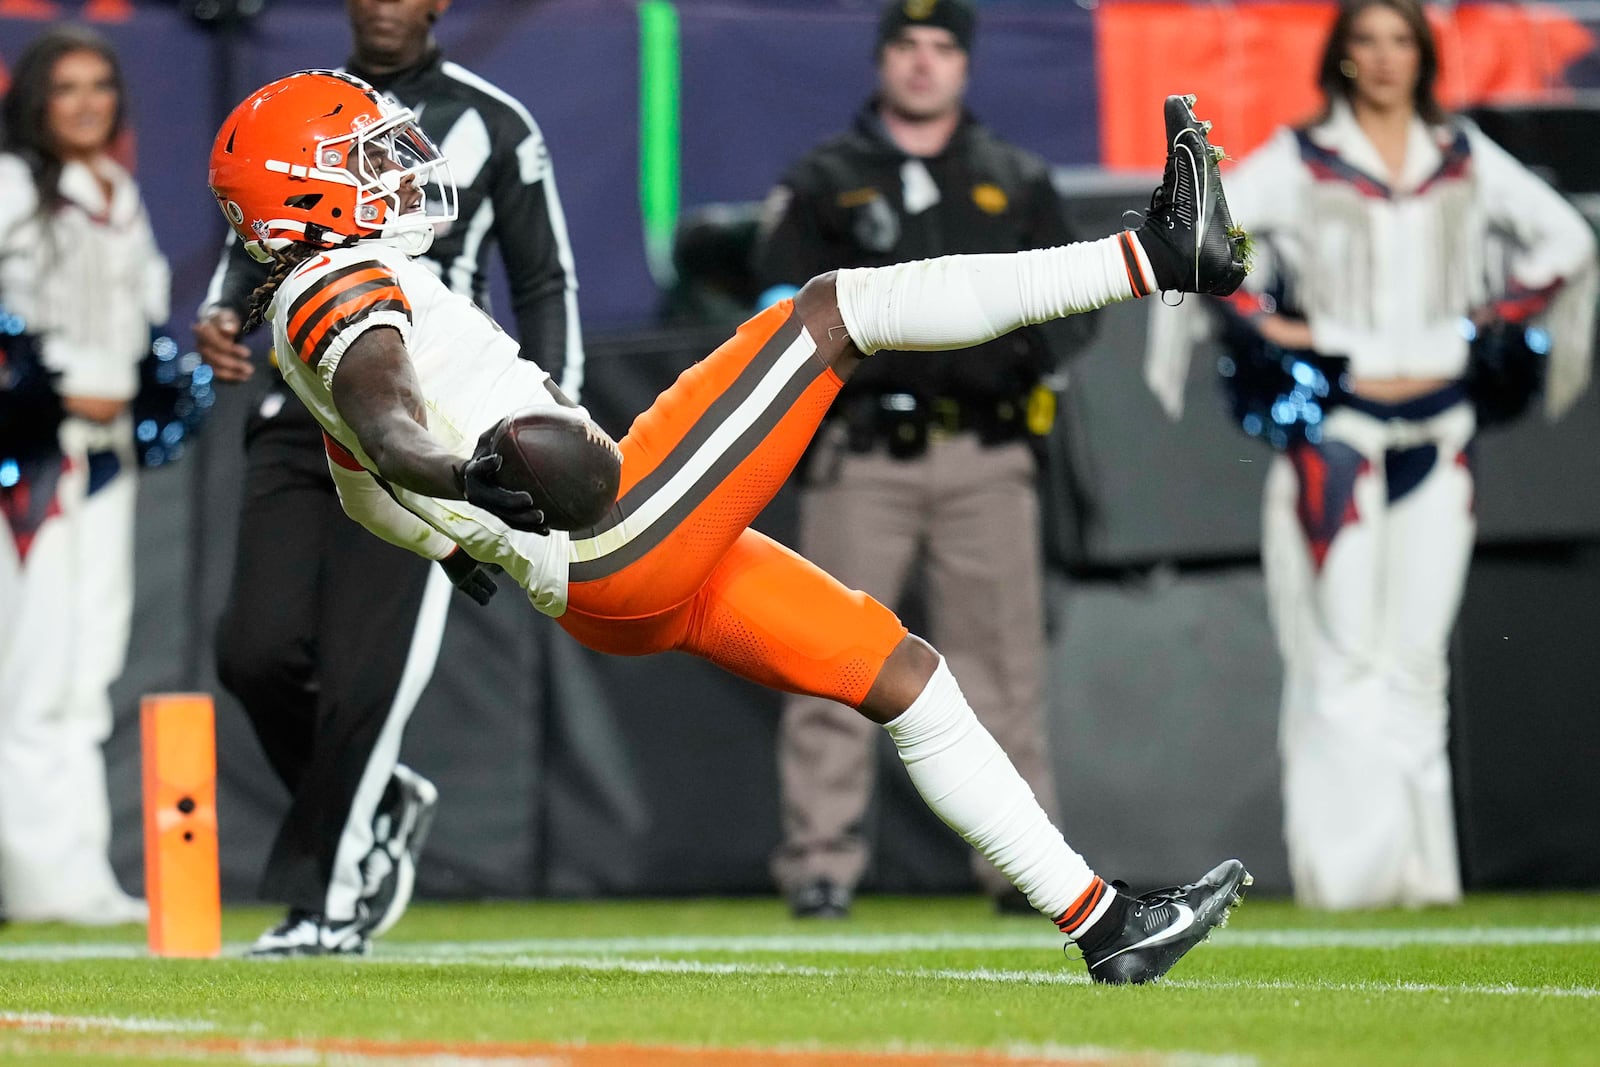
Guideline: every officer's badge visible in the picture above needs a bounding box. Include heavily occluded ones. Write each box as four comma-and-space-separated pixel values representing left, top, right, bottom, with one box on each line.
972, 183, 1009, 215
901, 160, 939, 215
905, 0, 937, 20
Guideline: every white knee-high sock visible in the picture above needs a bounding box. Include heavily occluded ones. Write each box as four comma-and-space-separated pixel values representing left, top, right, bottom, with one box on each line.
836, 234, 1155, 355
884, 657, 1117, 936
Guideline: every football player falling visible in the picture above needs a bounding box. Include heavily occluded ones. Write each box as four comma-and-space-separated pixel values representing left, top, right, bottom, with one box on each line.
210, 70, 1250, 983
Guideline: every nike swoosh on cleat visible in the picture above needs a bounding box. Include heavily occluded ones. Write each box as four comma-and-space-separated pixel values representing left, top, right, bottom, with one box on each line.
1183, 141, 1204, 281
1090, 902, 1197, 968
320, 922, 365, 950
1177, 126, 1220, 288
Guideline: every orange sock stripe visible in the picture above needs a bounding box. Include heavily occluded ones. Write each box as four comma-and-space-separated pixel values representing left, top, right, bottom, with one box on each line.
1118, 232, 1153, 297
1054, 876, 1106, 933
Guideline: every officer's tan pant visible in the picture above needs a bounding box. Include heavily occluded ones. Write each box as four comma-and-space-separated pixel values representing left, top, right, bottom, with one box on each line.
772, 429, 1057, 898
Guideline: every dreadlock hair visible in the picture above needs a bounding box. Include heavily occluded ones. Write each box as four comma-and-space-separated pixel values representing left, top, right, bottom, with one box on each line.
0, 25, 126, 213
243, 243, 318, 333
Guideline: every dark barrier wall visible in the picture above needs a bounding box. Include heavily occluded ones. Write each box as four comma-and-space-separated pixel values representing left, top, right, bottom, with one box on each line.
1453, 545, 1600, 889
1, 1, 1596, 902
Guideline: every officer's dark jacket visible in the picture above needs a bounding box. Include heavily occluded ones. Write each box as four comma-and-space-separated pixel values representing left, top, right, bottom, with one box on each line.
753, 100, 1096, 407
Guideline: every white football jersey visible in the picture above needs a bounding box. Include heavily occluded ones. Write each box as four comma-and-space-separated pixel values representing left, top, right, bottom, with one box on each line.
269, 242, 573, 614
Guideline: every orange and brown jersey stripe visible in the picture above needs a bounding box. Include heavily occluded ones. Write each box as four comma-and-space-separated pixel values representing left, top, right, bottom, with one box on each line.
1054, 876, 1108, 936
285, 260, 413, 370
1117, 231, 1154, 298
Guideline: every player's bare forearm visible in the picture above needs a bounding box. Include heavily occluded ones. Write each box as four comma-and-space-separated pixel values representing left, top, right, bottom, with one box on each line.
331, 327, 467, 501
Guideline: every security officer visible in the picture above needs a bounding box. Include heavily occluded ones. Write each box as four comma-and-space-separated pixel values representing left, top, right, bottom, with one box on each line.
755, 0, 1095, 917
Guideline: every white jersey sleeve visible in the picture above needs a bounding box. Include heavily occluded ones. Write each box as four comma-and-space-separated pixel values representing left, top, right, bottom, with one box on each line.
322, 432, 458, 561
274, 249, 414, 390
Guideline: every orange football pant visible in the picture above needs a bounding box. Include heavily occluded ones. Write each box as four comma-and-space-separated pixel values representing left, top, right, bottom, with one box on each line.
559, 302, 908, 708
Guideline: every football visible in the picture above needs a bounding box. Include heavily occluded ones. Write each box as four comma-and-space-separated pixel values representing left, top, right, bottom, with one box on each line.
488, 407, 622, 531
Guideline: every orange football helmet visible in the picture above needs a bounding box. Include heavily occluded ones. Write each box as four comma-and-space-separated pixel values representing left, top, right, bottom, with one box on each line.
208, 70, 456, 263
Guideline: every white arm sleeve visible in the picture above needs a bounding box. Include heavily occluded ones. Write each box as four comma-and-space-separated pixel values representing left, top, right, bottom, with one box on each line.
135, 200, 171, 326
327, 460, 459, 561
1471, 126, 1597, 291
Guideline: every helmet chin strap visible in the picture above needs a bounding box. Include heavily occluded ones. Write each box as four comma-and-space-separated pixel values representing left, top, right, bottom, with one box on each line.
383, 224, 436, 257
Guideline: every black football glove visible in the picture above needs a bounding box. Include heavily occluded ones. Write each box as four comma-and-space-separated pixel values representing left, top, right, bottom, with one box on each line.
437, 547, 500, 606
455, 425, 550, 534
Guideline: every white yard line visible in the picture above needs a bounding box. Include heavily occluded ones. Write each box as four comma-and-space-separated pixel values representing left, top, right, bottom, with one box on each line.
0, 1010, 215, 1034
6, 924, 1600, 962
5, 924, 1600, 1007
1159, 976, 1600, 1000
0, 1032, 1246, 1067
0, 1032, 588, 1067
1217, 926, 1600, 948
395, 924, 1600, 956
0, 1011, 1249, 1066
0, 943, 147, 960
368, 951, 1600, 1001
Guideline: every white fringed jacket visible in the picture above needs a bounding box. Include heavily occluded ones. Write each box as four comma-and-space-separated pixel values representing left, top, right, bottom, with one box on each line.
0, 152, 168, 404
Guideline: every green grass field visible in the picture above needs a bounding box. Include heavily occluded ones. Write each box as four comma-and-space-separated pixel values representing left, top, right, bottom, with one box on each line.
2, 892, 1598, 1066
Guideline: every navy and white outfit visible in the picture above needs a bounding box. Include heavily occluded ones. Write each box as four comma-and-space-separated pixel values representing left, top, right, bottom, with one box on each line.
1148, 101, 1596, 909
201, 48, 582, 927
0, 152, 167, 922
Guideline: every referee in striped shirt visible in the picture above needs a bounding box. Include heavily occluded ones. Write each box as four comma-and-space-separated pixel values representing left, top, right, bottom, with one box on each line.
192, 0, 582, 956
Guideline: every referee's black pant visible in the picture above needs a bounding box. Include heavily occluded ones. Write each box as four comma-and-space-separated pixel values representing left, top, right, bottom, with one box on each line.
216, 387, 450, 919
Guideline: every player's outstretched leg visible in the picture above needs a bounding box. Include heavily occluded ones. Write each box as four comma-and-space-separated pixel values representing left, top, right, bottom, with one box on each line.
854, 638, 1248, 984
1132, 94, 1250, 297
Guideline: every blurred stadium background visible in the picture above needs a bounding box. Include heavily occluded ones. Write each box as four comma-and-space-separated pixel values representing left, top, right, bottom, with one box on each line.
1, 0, 1598, 913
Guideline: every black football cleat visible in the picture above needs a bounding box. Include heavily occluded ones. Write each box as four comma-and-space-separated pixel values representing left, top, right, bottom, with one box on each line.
357, 763, 438, 940
1080, 858, 1252, 985
1134, 94, 1250, 297
788, 878, 852, 920
246, 909, 369, 958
